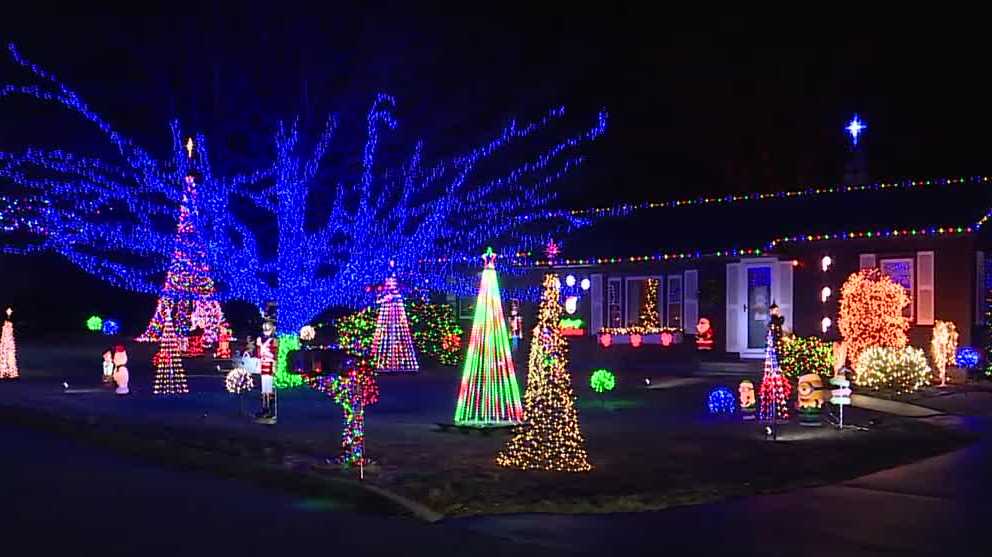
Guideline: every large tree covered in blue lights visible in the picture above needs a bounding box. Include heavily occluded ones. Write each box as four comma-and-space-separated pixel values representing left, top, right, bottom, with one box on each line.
0, 44, 606, 331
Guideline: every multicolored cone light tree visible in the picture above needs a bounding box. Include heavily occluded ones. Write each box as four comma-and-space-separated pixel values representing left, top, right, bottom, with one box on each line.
759, 329, 791, 423
0, 308, 18, 379
370, 265, 418, 373
454, 248, 524, 427
497, 273, 591, 472
136, 148, 225, 345
153, 310, 189, 395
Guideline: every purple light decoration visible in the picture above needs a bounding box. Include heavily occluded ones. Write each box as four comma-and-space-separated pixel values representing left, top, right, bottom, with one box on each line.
846, 114, 866, 146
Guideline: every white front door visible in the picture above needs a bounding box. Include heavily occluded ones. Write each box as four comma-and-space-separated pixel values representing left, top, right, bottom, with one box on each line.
727, 258, 793, 359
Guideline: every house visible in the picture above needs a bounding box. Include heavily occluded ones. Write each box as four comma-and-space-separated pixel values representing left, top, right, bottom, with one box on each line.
507, 175, 991, 359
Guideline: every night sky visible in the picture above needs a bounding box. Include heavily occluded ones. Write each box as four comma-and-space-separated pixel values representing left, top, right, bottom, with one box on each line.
1, 10, 990, 330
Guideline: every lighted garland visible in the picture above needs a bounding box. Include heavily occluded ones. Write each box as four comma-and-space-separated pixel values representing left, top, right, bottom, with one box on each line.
497, 273, 591, 472
778, 336, 833, 379
837, 269, 909, 368
589, 368, 616, 393
855, 346, 931, 394
597, 326, 681, 336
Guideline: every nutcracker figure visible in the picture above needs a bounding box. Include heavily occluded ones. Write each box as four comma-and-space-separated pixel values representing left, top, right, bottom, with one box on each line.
509, 300, 523, 352
255, 319, 279, 424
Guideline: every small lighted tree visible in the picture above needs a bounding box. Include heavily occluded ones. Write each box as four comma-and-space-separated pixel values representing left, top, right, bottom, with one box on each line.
0, 308, 18, 379
497, 273, 591, 472
639, 278, 660, 328
931, 320, 958, 387
759, 329, 791, 423
837, 268, 909, 369
153, 311, 189, 395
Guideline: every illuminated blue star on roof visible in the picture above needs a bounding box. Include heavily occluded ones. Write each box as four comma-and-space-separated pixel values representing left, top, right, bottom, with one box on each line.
846, 115, 866, 145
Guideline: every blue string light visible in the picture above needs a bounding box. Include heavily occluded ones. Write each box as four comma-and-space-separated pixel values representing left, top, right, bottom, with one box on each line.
0, 43, 607, 331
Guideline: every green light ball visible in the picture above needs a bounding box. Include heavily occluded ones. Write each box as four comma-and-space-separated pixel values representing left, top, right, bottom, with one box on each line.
590, 368, 616, 393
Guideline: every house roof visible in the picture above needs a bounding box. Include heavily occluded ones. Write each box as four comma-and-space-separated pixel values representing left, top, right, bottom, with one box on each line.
532, 175, 992, 266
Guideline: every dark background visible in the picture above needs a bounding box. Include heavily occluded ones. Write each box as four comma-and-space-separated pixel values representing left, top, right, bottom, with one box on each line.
2, 9, 990, 332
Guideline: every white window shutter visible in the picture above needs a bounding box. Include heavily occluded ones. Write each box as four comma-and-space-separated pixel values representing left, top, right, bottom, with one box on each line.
859, 254, 877, 269
684, 270, 699, 333
726, 263, 742, 352
977, 252, 985, 325
917, 251, 935, 325
777, 261, 795, 331
590, 274, 603, 336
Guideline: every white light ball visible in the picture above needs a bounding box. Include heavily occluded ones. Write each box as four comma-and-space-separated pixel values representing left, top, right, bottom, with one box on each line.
565, 274, 576, 287
580, 278, 591, 291
299, 325, 316, 341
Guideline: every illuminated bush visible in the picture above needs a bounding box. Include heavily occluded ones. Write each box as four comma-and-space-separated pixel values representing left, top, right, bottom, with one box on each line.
855, 346, 931, 393
337, 302, 462, 365
778, 336, 833, 379
838, 269, 909, 368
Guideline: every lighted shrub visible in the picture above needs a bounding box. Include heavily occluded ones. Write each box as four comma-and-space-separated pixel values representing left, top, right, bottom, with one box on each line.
778, 336, 833, 379
854, 346, 931, 393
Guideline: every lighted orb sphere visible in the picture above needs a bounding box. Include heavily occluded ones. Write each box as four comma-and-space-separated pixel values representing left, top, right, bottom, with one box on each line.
707, 387, 736, 415
821, 286, 832, 303
564, 296, 578, 315
590, 368, 616, 393
565, 274, 576, 287
299, 325, 316, 341
599, 333, 612, 348
580, 278, 591, 290
85, 315, 103, 332
956, 346, 980, 369
660, 331, 673, 347
821, 255, 832, 272
630, 333, 643, 348
101, 319, 120, 336
225, 367, 254, 394
821, 316, 832, 333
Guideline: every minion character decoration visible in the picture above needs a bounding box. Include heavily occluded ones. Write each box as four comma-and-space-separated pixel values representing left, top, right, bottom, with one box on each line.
796, 373, 826, 427
738, 379, 756, 420
695, 318, 714, 350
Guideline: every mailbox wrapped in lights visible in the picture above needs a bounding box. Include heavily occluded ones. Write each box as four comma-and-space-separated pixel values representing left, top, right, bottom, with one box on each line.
596, 326, 683, 347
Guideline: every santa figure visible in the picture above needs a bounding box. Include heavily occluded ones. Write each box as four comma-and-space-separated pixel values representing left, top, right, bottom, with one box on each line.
112, 344, 129, 395
101, 349, 114, 384
255, 319, 279, 424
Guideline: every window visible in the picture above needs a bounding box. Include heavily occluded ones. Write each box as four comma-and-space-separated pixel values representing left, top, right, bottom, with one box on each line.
667, 275, 683, 329
607, 278, 623, 327
880, 258, 914, 321
625, 276, 662, 327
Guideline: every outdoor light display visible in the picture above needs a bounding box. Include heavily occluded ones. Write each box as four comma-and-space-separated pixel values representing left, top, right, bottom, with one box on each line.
112, 345, 129, 395
630, 333, 643, 347
564, 295, 578, 315
303, 358, 377, 467
86, 315, 103, 332
821, 286, 831, 303
846, 114, 867, 146
855, 346, 931, 394
274, 333, 302, 389
759, 330, 791, 423
580, 278, 591, 290
707, 387, 735, 415
225, 367, 254, 394
369, 269, 419, 373
153, 311, 189, 395
821, 317, 832, 334
560, 318, 585, 336
821, 256, 832, 272
454, 248, 523, 427
589, 368, 616, 393
837, 269, 909, 368
136, 172, 226, 343
738, 379, 756, 419
101, 349, 114, 384
299, 325, 316, 342
930, 321, 958, 387
596, 326, 682, 347
565, 274, 576, 287
695, 318, 714, 350
497, 274, 591, 472
0, 308, 17, 379
660, 331, 673, 347
639, 278, 660, 328
796, 373, 825, 427
598, 333, 612, 347
101, 318, 120, 336
336, 302, 462, 366
778, 336, 833, 379
0, 44, 607, 334
214, 322, 233, 359
956, 346, 979, 369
